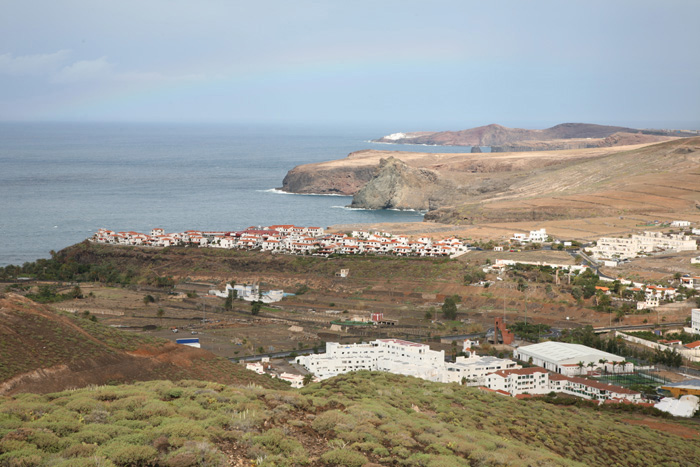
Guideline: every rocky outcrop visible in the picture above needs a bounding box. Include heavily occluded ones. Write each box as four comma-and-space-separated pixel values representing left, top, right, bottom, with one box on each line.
350, 157, 454, 210
281, 164, 375, 195
470, 146, 482, 153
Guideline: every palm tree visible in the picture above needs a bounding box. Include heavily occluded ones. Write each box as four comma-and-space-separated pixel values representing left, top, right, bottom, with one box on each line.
599, 359, 607, 374
619, 360, 628, 374
587, 362, 595, 374
577, 361, 585, 376
303, 374, 314, 386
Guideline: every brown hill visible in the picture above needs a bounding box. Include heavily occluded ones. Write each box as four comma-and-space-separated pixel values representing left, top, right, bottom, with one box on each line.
281, 144, 637, 196
375, 122, 683, 148
0, 293, 285, 395
425, 136, 700, 224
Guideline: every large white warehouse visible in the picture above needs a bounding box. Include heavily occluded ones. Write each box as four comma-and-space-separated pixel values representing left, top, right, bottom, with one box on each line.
513, 341, 633, 376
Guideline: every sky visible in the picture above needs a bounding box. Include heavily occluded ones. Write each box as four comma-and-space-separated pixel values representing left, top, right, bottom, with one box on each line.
1, 0, 699, 130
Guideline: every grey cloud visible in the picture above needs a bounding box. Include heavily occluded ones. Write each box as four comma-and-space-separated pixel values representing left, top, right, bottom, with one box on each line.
0, 50, 71, 75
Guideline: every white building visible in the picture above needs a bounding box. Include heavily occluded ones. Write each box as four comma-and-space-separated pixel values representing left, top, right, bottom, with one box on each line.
279, 372, 306, 388
209, 283, 284, 303
442, 352, 521, 386
513, 341, 633, 376
296, 339, 519, 384
485, 367, 551, 396
692, 309, 700, 335
485, 367, 641, 402
671, 221, 691, 228
511, 228, 548, 244
591, 231, 697, 260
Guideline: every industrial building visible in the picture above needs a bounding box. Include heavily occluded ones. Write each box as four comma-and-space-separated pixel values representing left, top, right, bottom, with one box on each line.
513, 341, 633, 376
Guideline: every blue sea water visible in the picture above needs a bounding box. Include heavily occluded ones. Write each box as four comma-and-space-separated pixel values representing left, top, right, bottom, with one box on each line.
0, 122, 475, 267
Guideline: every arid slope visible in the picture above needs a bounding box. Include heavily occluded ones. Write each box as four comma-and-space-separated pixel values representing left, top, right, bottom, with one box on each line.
0, 293, 285, 395
426, 136, 700, 224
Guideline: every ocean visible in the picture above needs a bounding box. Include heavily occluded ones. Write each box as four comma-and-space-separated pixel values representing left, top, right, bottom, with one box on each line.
0, 122, 478, 267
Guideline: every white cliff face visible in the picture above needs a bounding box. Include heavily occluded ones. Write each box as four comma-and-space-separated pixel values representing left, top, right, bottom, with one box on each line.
383, 132, 407, 141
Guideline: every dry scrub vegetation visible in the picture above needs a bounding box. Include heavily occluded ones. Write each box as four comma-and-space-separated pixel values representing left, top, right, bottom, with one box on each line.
1, 372, 699, 467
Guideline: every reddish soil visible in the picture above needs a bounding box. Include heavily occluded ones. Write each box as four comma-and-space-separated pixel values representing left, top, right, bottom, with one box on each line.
623, 417, 700, 439
0, 293, 286, 395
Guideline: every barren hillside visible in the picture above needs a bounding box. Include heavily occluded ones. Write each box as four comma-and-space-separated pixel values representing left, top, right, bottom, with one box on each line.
0, 293, 286, 395
426, 136, 700, 224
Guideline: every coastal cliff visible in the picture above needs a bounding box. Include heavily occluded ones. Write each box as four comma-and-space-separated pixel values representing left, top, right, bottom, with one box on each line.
281, 163, 375, 195
280, 149, 465, 196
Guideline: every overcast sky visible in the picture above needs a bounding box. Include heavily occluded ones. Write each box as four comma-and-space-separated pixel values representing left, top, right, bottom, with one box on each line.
1, 0, 698, 129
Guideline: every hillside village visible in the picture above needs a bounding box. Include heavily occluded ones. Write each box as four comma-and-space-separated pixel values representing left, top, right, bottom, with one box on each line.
92, 225, 469, 258
70, 223, 700, 415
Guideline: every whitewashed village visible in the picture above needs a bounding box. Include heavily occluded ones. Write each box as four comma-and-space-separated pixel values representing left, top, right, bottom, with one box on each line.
90, 221, 700, 416
92, 225, 469, 258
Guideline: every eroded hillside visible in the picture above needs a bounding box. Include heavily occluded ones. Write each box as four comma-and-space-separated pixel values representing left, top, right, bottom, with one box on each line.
0, 293, 286, 395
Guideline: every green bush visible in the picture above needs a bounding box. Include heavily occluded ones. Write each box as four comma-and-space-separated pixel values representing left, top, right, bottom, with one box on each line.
311, 410, 348, 434
0, 446, 45, 467
61, 442, 98, 458
100, 443, 158, 466
164, 441, 226, 467
251, 429, 305, 457
319, 449, 368, 467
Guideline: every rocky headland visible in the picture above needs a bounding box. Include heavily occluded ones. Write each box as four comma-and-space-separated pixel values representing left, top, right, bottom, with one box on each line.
375, 122, 682, 150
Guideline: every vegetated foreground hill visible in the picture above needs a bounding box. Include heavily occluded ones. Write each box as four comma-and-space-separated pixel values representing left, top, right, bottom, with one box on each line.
373, 122, 684, 147
1, 372, 698, 467
0, 293, 286, 395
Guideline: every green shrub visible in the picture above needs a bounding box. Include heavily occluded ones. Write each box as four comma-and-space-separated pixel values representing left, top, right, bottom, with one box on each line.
100, 443, 158, 466
164, 441, 226, 467
311, 410, 348, 434
31, 410, 82, 436
61, 442, 98, 458
71, 427, 114, 445
25, 429, 68, 453
319, 449, 368, 467
0, 446, 45, 467
251, 429, 305, 457
111, 396, 148, 412
50, 457, 116, 467
133, 401, 176, 420
65, 397, 106, 414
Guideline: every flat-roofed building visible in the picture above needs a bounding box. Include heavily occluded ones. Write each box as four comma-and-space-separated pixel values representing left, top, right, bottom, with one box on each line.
513, 341, 632, 376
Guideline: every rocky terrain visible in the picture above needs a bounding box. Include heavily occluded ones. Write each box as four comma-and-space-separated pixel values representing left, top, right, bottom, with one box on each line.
374, 122, 684, 149
350, 157, 452, 210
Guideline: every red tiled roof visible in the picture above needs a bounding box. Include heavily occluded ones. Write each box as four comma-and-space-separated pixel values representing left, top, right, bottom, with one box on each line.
491, 367, 548, 377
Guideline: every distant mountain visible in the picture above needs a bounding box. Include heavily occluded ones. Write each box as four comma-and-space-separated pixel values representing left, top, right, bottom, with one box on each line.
0, 293, 286, 395
374, 122, 685, 147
